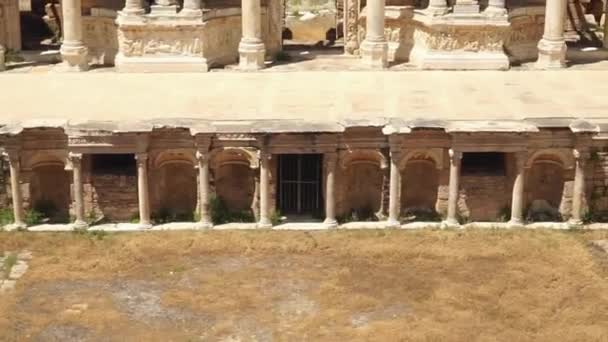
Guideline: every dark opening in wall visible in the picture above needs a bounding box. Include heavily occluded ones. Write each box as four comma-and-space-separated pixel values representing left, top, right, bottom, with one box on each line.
462, 152, 506, 176
91, 154, 136, 175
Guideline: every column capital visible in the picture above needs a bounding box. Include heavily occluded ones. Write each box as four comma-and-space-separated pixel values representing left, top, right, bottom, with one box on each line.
195, 150, 209, 163
573, 148, 590, 166
2, 151, 20, 166
448, 148, 462, 163
135, 152, 149, 161
66, 152, 83, 171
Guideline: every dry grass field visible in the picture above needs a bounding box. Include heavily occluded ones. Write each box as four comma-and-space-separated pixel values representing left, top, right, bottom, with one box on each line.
0, 229, 608, 341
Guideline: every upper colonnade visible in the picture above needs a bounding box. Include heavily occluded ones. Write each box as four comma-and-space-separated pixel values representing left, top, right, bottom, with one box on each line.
39, 0, 573, 71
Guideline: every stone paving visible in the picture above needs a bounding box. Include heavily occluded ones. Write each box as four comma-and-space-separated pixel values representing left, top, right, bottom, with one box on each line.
1, 69, 608, 126
0, 250, 31, 293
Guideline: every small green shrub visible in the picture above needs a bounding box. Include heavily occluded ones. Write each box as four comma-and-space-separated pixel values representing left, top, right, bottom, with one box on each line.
0, 208, 14, 226
25, 209, 45, 226
496, 205, 511, 222
152, 207, 194, 224
270, 210, 283, 226
210, 196, 255, 225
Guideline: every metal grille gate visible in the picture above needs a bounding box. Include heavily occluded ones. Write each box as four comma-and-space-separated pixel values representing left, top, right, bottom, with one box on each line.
278, 154, 322, 216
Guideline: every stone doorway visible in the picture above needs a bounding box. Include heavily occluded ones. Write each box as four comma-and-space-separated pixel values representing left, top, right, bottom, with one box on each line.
277, 154, 323, 220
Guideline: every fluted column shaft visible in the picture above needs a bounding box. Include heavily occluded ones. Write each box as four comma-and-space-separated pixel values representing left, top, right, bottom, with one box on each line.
136, 153, 151, 227
197, 151, 212, 227
445, 149, 462, 226
388, 150, 401, 226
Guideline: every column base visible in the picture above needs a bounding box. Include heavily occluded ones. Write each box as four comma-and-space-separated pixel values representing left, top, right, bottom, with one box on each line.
257, 219, 273, 229
441, 219, 460, 229
386, 218, 401, 228
360, 39, 388, 69
422, 6, 449, 16
196, 221, 213, 229
179, 8, 203, 17
72, 220, 89, 230
536, 38, 567, 69
5, 222, 27, 231
238, 40, 266, 71
567, 218, 583, 228
323, 218, 338, 228
59, 43, 89, 72
507, 218, 525, 228
139, 222, 153, 229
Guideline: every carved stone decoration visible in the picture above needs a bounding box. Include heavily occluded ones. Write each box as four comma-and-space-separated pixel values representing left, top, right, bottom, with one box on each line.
118, 26, 204, 58
413, 23, 510, 52
344, 0, 360, 54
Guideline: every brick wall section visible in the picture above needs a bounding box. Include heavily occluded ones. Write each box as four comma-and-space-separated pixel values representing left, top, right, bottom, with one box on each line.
589, 151, 608, 214
461, 175, 511, 222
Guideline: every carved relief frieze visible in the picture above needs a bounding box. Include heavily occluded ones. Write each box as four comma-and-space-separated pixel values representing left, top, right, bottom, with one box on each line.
413, 23, 509, 52
344, 0, 361, 54
118, 26, 204, 58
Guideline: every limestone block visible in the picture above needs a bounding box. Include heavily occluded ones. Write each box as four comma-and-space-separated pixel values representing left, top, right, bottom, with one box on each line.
83, 15, 119, 65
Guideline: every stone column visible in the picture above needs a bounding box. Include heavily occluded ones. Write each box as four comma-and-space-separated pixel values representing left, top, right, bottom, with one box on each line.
239, 0, 265, 70
485, 0, 507, 16
425, 0, 448, 16
196, 151, 212, 228
121, 0, 145, 15
569, 149, 586, 225
181, 0, 203, 16
258, 149, 272, 228
324, 152, 338, 227
135, 153, 151, 227
387, 150, 401, 226
69, 153, 87, 228
360, 0, 388, 68
4, 152, 26, 229
509, 151, 527, 227
60, 0, 88, 71
444, 149, 462, 227
536, 0, 568, 69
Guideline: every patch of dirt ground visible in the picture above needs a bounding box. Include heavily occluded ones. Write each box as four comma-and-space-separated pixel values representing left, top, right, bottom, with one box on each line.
0, 229, 608, 341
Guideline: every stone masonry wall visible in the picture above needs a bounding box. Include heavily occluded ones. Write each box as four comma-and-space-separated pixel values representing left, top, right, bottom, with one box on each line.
589, 150, 608, 215
461, 175, 511, 222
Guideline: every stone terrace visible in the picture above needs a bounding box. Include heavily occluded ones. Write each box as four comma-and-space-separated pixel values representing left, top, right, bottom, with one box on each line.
0, 70, 607, 125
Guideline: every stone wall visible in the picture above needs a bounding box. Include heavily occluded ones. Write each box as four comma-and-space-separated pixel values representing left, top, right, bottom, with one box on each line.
82, 156, 139, 222
83, 13, 119, 65
336, 163, 383, 218
461, 175, 511, 221
0, 159, 8, 209
150, 163, 198, 219
588, 150, 608, 215
505, 6, 545, 63
28, 165, 71, 222
213, 164, 255, 212
402, 161, 439, 211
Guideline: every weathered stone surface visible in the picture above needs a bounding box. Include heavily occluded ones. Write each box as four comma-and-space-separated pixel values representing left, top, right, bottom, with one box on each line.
9, 261, 29, 280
